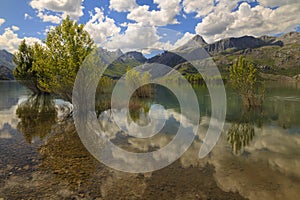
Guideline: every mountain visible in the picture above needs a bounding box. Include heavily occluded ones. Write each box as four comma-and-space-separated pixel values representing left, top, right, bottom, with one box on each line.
0, 50, 15, 70
204, 35, 283, 54
116, 51, 147, 63
148, 32, 300, 77
278, 31, 300, 45
211, 32, 300, 76
97, 47, 123, 64
0, 65, 14, 80
105, 51, 147, 79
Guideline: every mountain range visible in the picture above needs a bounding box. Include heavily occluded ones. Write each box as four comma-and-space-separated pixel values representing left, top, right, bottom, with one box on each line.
1, 32, 300, 80
103, 31, 300, 78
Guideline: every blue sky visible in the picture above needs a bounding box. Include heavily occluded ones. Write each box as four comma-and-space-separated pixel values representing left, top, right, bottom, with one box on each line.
0, 0, 299, 53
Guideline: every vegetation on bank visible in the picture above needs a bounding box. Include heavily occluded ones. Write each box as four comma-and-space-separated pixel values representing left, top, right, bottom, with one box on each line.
13, 16, 94, 101
229, 56, 265, 109
126, 66, 153, 98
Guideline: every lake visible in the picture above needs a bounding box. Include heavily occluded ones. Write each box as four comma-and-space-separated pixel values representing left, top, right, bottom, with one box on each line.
0, 80, 300, 199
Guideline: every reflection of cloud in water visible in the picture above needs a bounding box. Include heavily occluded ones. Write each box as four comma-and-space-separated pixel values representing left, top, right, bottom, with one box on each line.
98, 108, 300, 199
0, 98, 26, 131
206, 123, 300, 200
98, 107, 198, 141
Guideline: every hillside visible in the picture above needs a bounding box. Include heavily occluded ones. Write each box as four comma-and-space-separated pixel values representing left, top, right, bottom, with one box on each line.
0, 50, 15, 70
167, 32, 300, 77
212, 32, 300, 76
0, 65, 14, 80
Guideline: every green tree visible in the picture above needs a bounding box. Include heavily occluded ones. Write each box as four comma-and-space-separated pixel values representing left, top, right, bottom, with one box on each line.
230, 56, 264, 108
34, 16, 94, 101
13, 40, 41, 93
126, 67, 152, 98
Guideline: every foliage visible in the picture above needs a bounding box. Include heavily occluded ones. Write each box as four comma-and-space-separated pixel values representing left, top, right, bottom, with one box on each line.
13, 40, 41, 93
126, 66, 153, 98
14, 16, 95, 101
36, 16, 94, 101
230, 56, 265, 108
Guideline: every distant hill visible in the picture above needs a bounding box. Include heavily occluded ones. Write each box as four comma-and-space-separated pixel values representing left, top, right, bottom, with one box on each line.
105, 51, 147, 79
98, 32, 300, 79
0, 50, 15, 70
0, 65, 14, 80
149, 32, 300, 77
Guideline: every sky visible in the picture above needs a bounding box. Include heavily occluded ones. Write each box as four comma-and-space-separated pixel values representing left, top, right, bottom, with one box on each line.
0, 0, 300, 53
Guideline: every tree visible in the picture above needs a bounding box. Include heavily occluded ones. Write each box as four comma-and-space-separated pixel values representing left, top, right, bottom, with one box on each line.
126, 66, 153, 98
34, 16, 95, 101
230, 56, 264, 108
13, 40, 40, 93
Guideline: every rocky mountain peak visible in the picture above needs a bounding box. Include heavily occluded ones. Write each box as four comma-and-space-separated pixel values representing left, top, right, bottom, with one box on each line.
117, 51, 147, 63
192, 35, 207, 45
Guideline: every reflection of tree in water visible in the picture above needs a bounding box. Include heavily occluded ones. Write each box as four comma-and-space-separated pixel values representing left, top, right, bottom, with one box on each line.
16, 95, 57, 144
128, 98, 150, 124
227, 123, 255, 155
227, 108, 263, 155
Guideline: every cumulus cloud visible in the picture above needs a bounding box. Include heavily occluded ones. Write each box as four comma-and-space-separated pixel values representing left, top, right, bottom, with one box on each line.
109, 0, 138, 12
127, 0, 181, 26
37, 11, 61, 24
183, 0, 255, 18
11, 26, 20, 31
259, 0, 299, 7
29, 0, 84, 23
182, 0, 215, 17
0, 18, 5, 26
105, 23, 160, 52
0, 27, 41, 53
195, 2, 300, 43
84, 7, 121, 45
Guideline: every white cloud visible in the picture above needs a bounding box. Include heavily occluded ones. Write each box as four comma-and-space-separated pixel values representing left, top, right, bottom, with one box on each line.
127, 0, 181, 26
105, 23, 161, 53
109, 0, 138, 12
24, 13, 33, 20
29, 0, 84, 23
195, 2, 300, 43
183, 0, 215, 17
0, 27, 41, 53
37, 11, 61, 24
183, 0, 254, 18
84, 7, 121, 45
11, 26, 20, 31
259, 0, 299, 7
0, 18, 5, 26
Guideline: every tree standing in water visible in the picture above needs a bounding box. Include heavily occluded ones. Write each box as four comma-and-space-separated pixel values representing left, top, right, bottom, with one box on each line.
230, 56, 264, 109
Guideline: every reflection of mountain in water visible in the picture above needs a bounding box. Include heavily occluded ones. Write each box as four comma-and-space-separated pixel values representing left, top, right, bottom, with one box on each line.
0, 81, 29, 111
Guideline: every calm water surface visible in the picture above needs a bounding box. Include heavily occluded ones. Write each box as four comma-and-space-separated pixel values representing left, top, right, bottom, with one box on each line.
0, 81, 299, 199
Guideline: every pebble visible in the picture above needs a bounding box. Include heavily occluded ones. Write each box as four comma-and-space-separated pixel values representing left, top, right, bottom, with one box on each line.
23, 165, 30, 170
